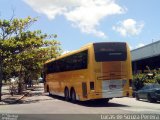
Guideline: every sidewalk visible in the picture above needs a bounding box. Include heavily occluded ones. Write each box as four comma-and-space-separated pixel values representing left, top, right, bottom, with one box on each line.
0, 83, 50, 105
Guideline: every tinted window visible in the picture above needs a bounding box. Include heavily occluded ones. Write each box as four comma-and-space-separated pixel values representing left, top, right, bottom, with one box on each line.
151, 84, 160, 89
94, 42, 127, 62
46, 50, 88, 73
141, 84, 160, 90
142, 85, 150, 90
154, 84, 160, 88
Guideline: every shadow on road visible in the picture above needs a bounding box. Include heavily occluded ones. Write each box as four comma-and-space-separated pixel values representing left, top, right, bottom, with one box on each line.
49, 94, 129, 107
1, 92, 51, 105
1, 84, 47, 105
2, 94, 52, 105
77, 101, 129, 107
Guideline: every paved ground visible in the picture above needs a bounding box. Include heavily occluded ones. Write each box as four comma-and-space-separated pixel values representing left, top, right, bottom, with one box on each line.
0, 84, 160, 120
1, 96, 160, 114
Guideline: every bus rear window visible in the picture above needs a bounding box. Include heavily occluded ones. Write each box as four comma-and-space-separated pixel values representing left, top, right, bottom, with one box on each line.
93, 42, 127, 62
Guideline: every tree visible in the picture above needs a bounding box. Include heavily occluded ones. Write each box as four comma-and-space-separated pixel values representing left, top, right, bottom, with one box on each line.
0, 16, 61, 100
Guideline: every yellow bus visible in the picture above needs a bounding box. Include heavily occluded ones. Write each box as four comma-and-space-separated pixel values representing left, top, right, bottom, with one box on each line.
43, 42, 132, 103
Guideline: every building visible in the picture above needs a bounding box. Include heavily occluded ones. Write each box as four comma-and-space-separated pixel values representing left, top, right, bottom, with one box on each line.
131, 40, 160, 74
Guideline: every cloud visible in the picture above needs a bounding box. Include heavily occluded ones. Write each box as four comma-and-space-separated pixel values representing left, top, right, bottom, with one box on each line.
62, 50, 70, 55
136, 43, 145, 48
130, 43, 145, 50
129, 45, 133, 50
24, 0, 125, 38
113, 19, 144, 37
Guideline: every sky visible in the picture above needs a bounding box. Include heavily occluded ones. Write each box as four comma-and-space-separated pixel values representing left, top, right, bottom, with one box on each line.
0, 0, 160, 52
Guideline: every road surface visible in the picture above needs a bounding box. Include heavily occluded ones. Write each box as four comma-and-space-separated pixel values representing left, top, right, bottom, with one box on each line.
1, 85, 160, 120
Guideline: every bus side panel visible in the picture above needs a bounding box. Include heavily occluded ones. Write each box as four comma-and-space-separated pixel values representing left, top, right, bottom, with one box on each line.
71, 70, 90, 101
45, 70, 90, 101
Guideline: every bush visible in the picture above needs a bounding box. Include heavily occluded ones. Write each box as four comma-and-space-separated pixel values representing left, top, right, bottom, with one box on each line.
156, 75, 160, 84
133, 71, 160, 91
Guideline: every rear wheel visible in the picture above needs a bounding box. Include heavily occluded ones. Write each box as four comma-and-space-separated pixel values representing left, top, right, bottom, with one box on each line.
64, 88, 69, 101
70, 89, 76, 103
147, 94, 156, 103
135, 93, 139, 100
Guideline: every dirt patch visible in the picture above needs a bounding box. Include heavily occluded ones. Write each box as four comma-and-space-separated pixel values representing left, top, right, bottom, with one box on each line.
1, 84, 47, 105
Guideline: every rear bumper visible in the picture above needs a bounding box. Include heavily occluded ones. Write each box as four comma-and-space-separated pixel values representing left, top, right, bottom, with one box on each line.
82, 90, 129, 101
101, 90, 123, 98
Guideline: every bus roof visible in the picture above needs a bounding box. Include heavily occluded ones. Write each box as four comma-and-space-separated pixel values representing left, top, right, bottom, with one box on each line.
44, 42, 128, 64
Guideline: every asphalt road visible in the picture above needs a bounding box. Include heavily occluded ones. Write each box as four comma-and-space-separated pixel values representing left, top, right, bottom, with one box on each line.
1, 85, 160, 120
1, 96, 160, 114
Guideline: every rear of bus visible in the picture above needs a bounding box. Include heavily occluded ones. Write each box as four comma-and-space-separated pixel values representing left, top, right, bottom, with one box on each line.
88, 42, 132, 100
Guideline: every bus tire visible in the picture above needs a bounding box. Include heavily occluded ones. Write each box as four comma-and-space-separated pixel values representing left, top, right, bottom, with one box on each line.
70, 89, 76, 103
135, 94, 139, 100
64, 88, 69, 101
147, 94, 156, 103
